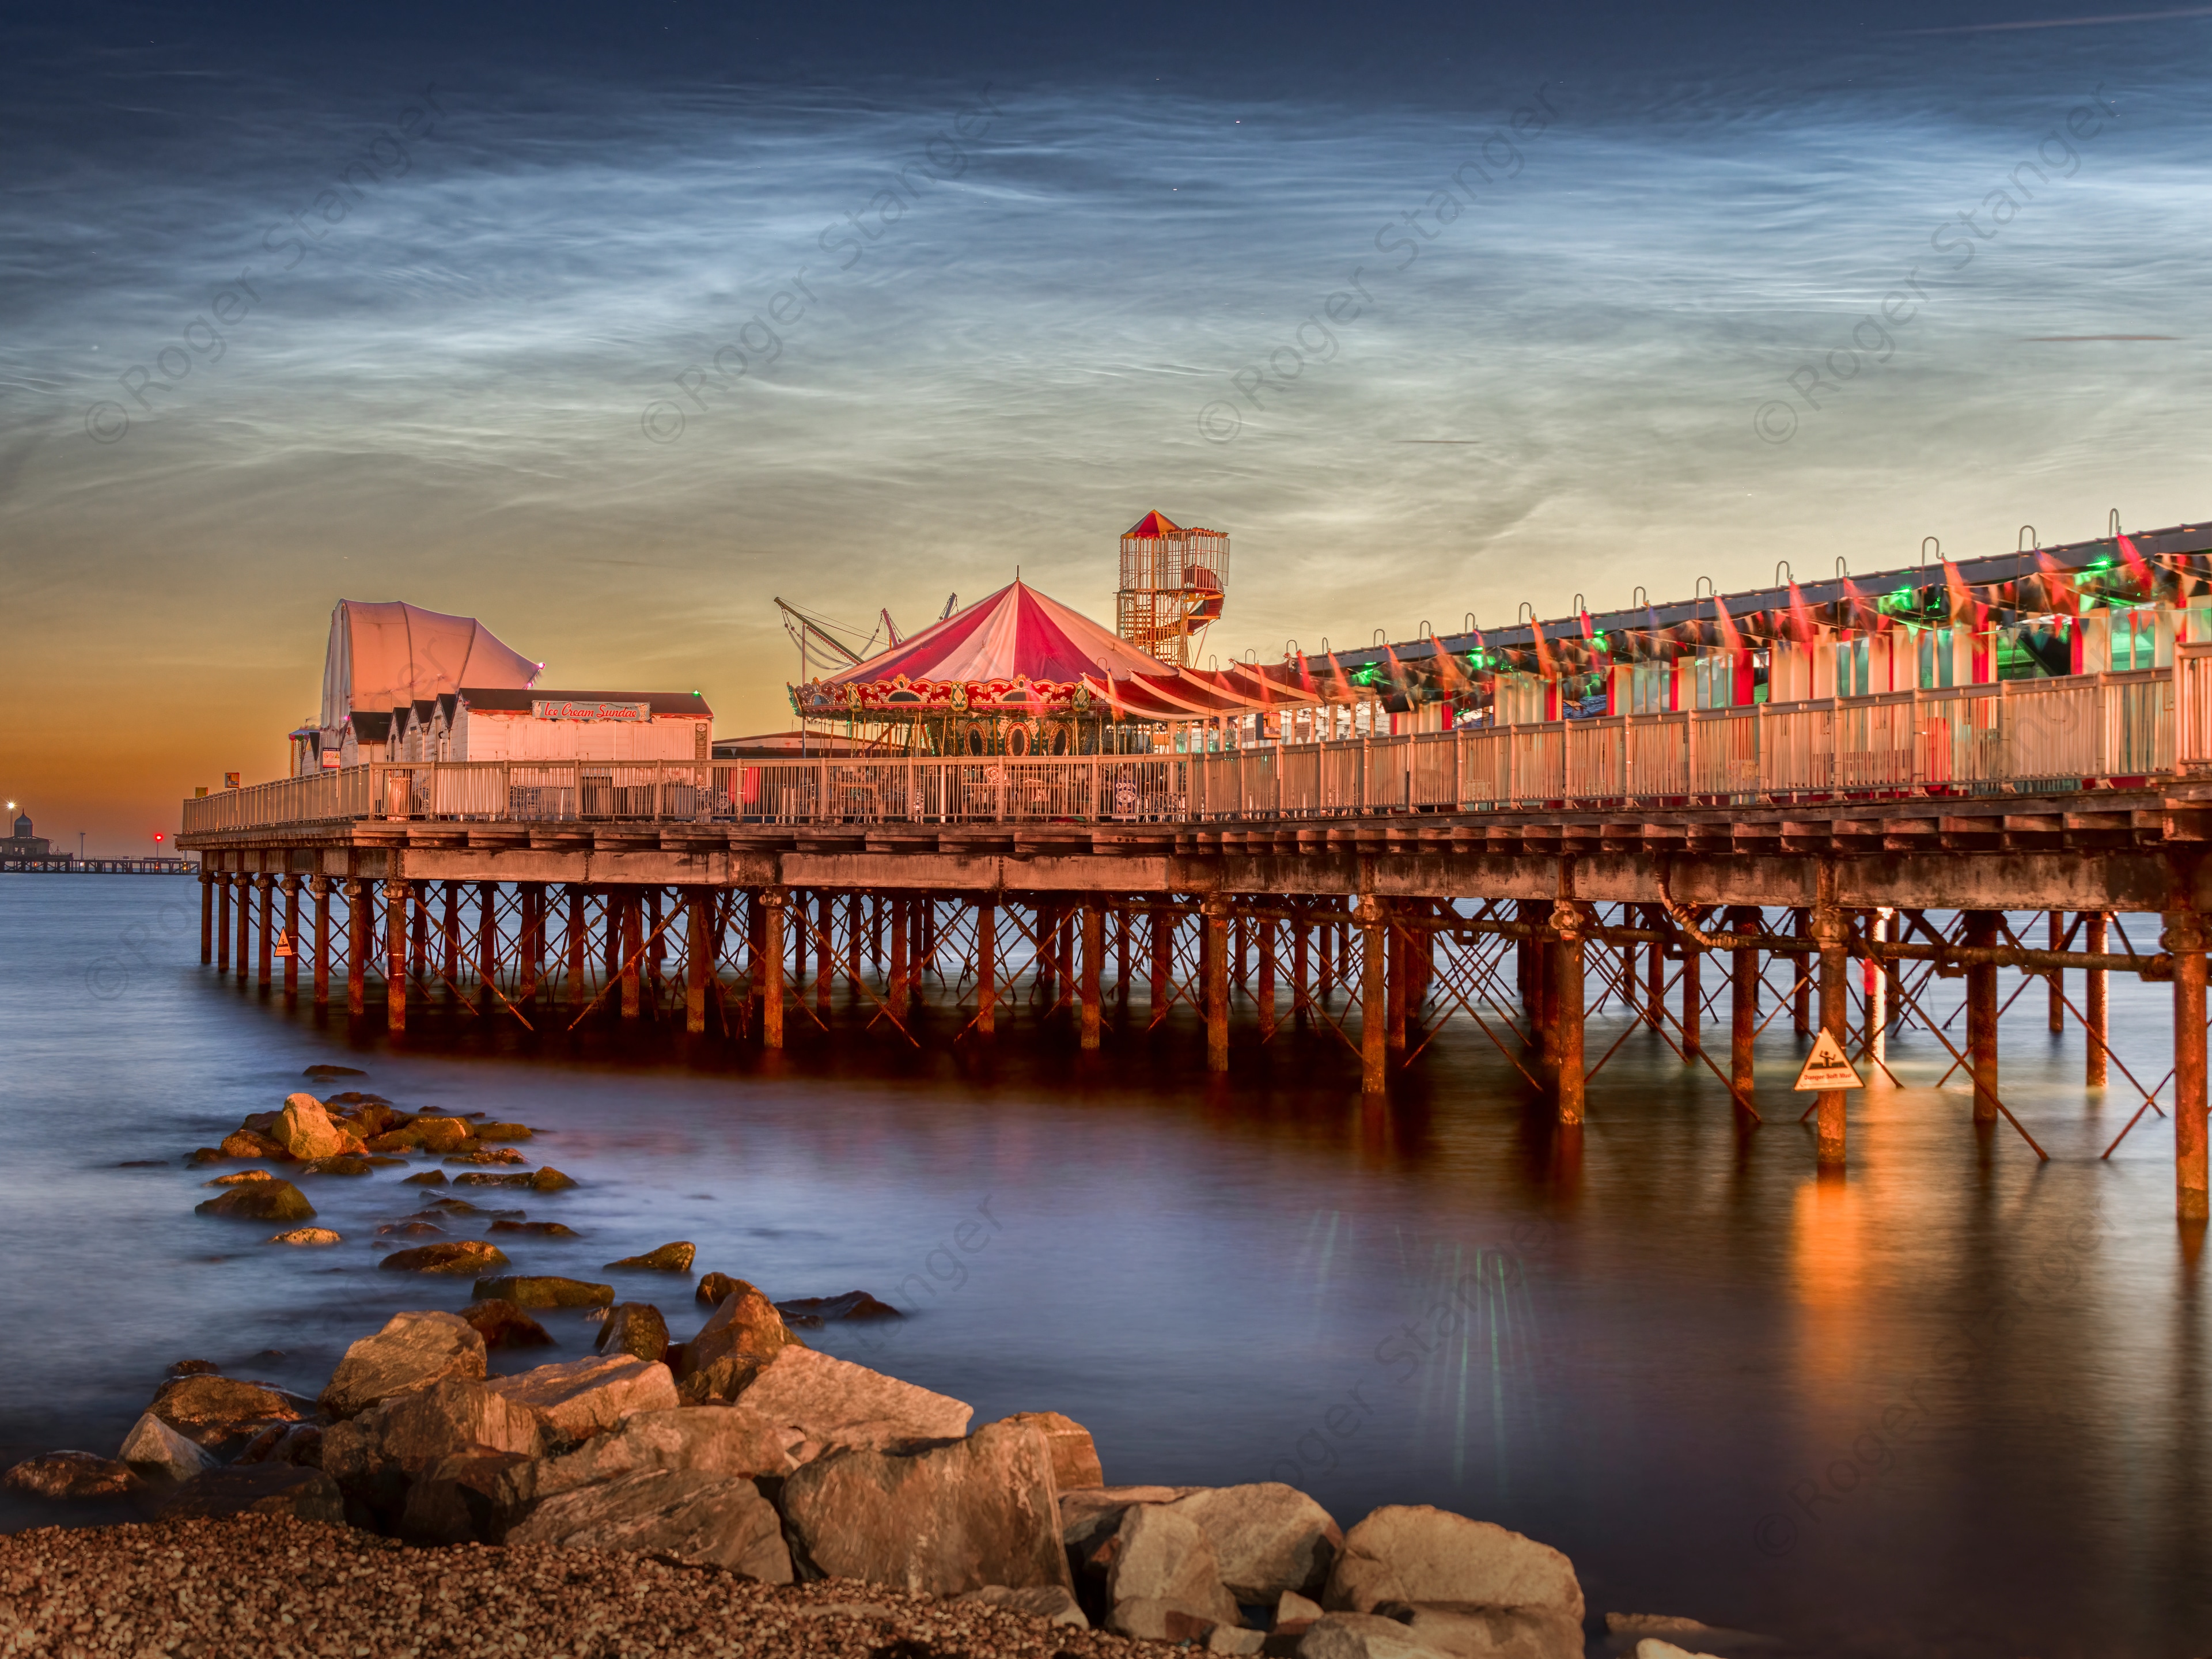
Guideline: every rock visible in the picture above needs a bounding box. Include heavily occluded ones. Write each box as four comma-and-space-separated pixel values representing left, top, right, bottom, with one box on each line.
166, 1359, 220, 1378
267, 1226, 342, 1245
372, 1129, 427, 1153
203, 1169, 274, 1187
410, 1116, 477, 1153
118, 1413, 218, 1483
475, 1122, 534, 1140
274, 1093, 365, 1160
488, 1354, 678, 1445
1060, 1485, 1194, 1561
605, 1241, 695, 1272
775, 1290, 903, 1325
240, 1111, 282, 1135
715, 1347, 970, 1456
1170, 1483, 1342, 1601
398, 1449, 538, 1544
321, 1377, 543, 1522
446, 1149, 527, 1165
596, 1303, 671, 1364
678, 1279, 803, 1387
304, 1064, 368, 1077
297, 1156, 375, 1176
233, 1423, 324, 1468
1002, 1410, 1103, 1492
149, 1375, 303, 1450
508, 1468, 792, 1580
187, 1147, 225, 1164
1380, 1603, 1585, 1659
959, 1585, 1089, 1628
378, 1221, 446, 1237
1278, 1590, 1325, 1628
218, 1130, 290, 1160
1631, 1642, 1724, 1659
1105, 1502, 1241, 1630
156, 1463, 345, 1524
323, 1310, 489, 1420
1209, 1628, 1267, 1655
1108, 1601, 1229, 1643
533, 1405, 808, 1497
696, 1272, 743, 1306
1297, 1612, 1455, 1659
490, 1220, 579, 1237
462, 1298, 556, 1349
1325, 1508, 1582, 1627
531, 1166, 578, 1191
400, 1167, 447, 1184
781, 1418, 1071, 1597
3, 1452, 141, 1498
381, 1240, 509, 1275
474, 1274, 613, 1308
195, 1180, 315, 1222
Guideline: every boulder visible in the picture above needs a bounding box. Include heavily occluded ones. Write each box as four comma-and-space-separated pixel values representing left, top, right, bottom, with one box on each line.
274, 1093, 363, 1160
400, 1167, 447, 1184
1380, 1602, 1586, 1659
696, 1272, 742, 1307
677, 1279, 802, 1387
378, 1221, 446, 1237
475, 1122, 534, 1141
596, 1303, 672, 1364
1061, 1484, 1194, 1561
1108, 1601, 1229, 1643
532, 1405, 806, 1498
156, 1464, 344, 1524
149, 1375, 302, 1450
1002, 1410, 1103, 1492
508, 1468, 791, 1580
322, 1310, 488, 1420
1631, 1642, 1724, 1659
381, 1240, 510, 1275
195, 1181, 315, 1223
233, 1423, 324, 1468
1207, 1627, 1267, 1655
958, 1585, 1089, 1628
605, 1241, 695, 1272
267, 1226, 342, 1245
1297, 1613, 1455, 1659
218, 1130, 290, 1160
321, 1377, 542, 1521
298, 1156, 375, 1176
487, 1354, 679, 1444
167, 1359, 220, 1378
1278, 1591, 1325, 1629
446, 1149, 527, 1166
473, 1275, 613, 1308
410, 1116, 477, 1153
776, 1291, 903, 1325
531, 1166, 578, 1191
463, 1298, 555, 1349
422, 1196, 482, 1214
2, 1452, 141, 1498
119, 1412, 218, 1482
1324, 1508, 1582, 1627
780, 1419, 1070, 1597
454, 1167, 578, 1191
490, 1219, 579, 1237
304, 1064, 367, 1078
398, 1449, 537, 1544
714, 1347, 969, 1456
203, 1169, 274, 1187
1170, 1483, 1342, 1601
1104, 1502, 1241, 1631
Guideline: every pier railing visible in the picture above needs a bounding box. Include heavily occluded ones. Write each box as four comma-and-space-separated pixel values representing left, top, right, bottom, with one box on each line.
185, 666, 2198, 836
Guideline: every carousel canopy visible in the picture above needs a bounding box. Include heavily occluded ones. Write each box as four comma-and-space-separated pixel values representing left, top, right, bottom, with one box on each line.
797, 579, 1317, 719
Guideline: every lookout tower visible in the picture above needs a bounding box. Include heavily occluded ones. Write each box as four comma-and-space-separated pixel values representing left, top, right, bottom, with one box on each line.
1115, 510, 1229, 667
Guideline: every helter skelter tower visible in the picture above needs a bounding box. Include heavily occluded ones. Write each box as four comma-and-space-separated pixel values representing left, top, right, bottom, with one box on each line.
1115, 510, 1230, 667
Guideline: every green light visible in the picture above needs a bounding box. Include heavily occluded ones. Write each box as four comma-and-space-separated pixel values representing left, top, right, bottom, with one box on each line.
2092, 556, 2113, 569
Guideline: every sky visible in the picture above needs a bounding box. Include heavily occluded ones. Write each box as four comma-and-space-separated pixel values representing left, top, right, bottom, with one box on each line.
3, 0, 2210, 849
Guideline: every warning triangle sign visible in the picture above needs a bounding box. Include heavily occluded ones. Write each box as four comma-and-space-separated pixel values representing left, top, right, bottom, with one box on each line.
1794, 1029, 1865, 1092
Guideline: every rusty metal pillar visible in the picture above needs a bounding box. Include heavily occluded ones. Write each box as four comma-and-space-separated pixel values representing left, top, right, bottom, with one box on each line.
345, 880, 368, 1016
889, 897, 911, 1019
869, 895, 883, 974
215, 873, 231, 972
566, 886, 589, 1018
760, 889, 786, 1049
845, 893, 861, 998
1149, 904, 1171, 1013
619, 891, 642, 1018
384, 878, 410, 1035
518, 884, 543, 1004
1318, 917, 1336, 1005
744, 891, 766, 1029
200, 872, 215, 964
1257, 917, 1278, 1042
475, 881, 497, 1006
1293, 911, 1311, 1027
1360, 897, 1388, 1095
648, 887, 668, 1007
1646, 903, 1667, 1029
816, 891, 833, 1013
1234, 910, 1250, 992
1792, 906, 1813, 1036
411, 881, 431, 989
2168, 907, 2208, 1222
1081, 904, 1104, 1050
1813, 896, 1849, 1167
1680, 918, 1703, 1062
1203, 896, 1230, 1071
1727, 905, 1759, 1122
1033, 904, 1056, 1004
310, 876, 331, 1007
2047, 910, 2066, 1032
685, 887, 711, 1035
976, 900, 997, 1036
1385, 909, 1407, 1054
1516, 900, 1552, 1082
1115, 903, 1131, 1000
2085, 911, 2109, 1088
1552, 900, 1588, 1124
235, 872, 251, 982
437, 881, 457, 990
1964, 909, 1999, 1123
253, 874, 274, 988
280, 874, 301, 995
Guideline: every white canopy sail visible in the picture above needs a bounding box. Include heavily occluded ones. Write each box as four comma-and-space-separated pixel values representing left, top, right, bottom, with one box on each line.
320, 600, 540, 730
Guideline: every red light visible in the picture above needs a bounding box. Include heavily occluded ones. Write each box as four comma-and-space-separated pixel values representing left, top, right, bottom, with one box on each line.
154, 833, 164, 842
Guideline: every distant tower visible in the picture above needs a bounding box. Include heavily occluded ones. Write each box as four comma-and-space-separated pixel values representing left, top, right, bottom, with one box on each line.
1115, 510, 1230, 668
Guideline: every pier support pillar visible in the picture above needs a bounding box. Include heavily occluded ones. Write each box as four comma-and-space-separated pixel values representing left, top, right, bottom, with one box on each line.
411, 881, 430, 989
344, 880, 366, 1016
215, 873, 230, 974
620, 891, 642, 1019
441, 882, 460, 990
1792, 907, 1813, 1035
685, 888, 711, 1035
2048, 910, 2066, 1032
890, 897, 911, 1020
255, 874, 274, 989
566, 887, 588, 1018
1813, 899, 1849, 1166
1115, 904, 1131, 1000
745, 892, 766, 1032
235, 873, 251, 982
816, 891, 833, 1013
1081, 904, 1103, 1050
2168, 907, 2208, 1221
1203, 896, 1230, 1071
1234, 911, 1249, 993
1385, 907, 1407, 1054
976, 901, 996, 1036
845, 894, 861, 998
760, 889, 786, 1049
1359, 897, 1388, 1095
2085, 911, 2109, 1088
1293, 912, 1311, 1028
310, 876, 330, 1007
1552, 900, 1588, 1125
281, 874, 301, 996
1646, 904, 1666, 1029
1257, 917, 1278, 1043
1728, 905, 1760, 1121
384, 879, 410, 1035
1964, 909, 2000, 1123
476, 882, 497, 1008
518, 884, 543, 1004
1149, 904, 1171, 1013
1680, 917, 1703, 1061
200, 873, 214, 964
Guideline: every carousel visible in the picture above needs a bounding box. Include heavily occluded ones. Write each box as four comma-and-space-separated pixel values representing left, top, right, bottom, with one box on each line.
787, 579, 1323, 755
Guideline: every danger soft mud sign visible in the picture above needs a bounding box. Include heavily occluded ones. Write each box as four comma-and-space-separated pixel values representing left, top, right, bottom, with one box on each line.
1794, 1029, 1865, 1092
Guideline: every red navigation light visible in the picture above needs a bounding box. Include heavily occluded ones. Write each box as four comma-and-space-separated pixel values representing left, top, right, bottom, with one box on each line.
153, 832, 164, 842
